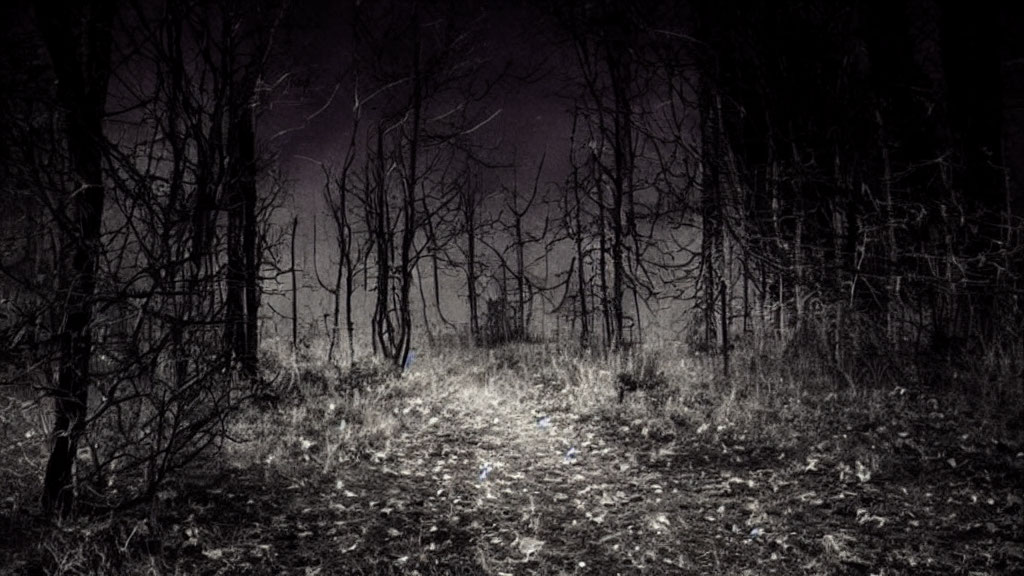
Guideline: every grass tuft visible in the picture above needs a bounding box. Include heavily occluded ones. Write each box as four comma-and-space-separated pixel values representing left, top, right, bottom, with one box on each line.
3, 327, 1022, 574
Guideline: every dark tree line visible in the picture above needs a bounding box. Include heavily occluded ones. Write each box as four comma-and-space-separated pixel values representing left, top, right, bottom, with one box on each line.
311, 0, 1024, 369
691, 1, 1024, 367
0, 0, 284, 517
317, 0, 510, 364
528, 0, 1024, 374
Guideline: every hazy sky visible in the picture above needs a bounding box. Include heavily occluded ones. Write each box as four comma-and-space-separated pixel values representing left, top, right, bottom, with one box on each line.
262, 0, 569, 204
263, 1, 573, 213
250, 1, 578, 327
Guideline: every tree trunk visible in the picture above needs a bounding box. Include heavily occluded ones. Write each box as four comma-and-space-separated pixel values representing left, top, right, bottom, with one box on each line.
466, 202, 479, 345
416, 262, 433, 345
594, 151, 612, 348
721, 281, 730, 378
35, 0, 115, 518
345, 253, 355, 364
291, 216, 299, 351
700, 82, 725, 349
224, 120, 246, 366
608, 49, 632, 350
372, 125, 392, 357
397, 17, 422, 369
569, 110, 590, 347
327, 217, 343, 361
574, 178, 590, 347
241, 108, 260, 377
514, 214, 525, 340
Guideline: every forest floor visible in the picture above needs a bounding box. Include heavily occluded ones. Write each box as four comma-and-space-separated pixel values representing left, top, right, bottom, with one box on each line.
2, 345, 1024, 575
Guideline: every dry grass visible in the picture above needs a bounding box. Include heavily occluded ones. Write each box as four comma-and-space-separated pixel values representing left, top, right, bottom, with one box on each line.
2, 331, 1022, 574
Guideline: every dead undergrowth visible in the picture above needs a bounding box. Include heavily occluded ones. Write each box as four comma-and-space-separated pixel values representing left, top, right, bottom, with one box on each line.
1, 343, 1022, 575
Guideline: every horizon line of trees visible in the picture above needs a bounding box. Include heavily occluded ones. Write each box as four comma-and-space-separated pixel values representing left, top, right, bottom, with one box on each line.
308, 0, 1024, 372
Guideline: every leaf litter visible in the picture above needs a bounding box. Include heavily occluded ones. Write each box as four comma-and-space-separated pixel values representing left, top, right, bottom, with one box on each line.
4, 371, 1021, 575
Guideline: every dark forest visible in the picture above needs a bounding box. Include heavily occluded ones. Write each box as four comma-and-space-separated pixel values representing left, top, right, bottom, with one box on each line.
1, 1, 1022, 574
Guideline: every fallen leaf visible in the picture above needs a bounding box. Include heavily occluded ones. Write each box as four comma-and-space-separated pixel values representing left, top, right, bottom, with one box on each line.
518, 536, 544, 559
648, 513, 671, 533
855, 461, 871, 483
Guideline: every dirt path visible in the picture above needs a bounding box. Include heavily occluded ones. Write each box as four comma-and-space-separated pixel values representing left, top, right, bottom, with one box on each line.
156, 378, 1022, 576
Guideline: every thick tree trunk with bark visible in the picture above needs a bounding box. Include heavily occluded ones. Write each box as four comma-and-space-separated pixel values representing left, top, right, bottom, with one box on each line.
35, 0, 115, 517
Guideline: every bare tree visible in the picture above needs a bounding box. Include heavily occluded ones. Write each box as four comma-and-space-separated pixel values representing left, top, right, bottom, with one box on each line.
15, 0, 288, 514
495, 153, 547, 342
34, 0, 115, 517
347, 0, 504, 367
455, 170, 486, 344
545, 0, 697, 349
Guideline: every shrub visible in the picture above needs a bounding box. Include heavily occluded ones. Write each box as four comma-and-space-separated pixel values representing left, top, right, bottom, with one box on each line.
336, 357, 399, 395
482, 295, 528, 347
616, 349, 668, 403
